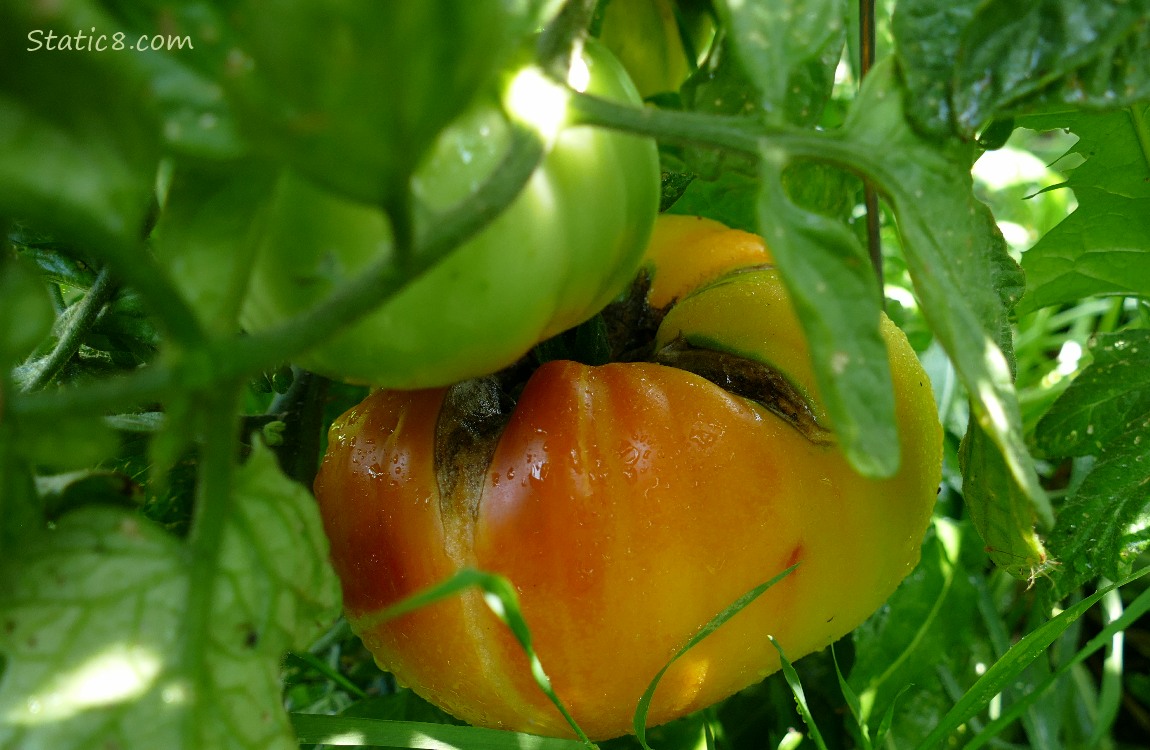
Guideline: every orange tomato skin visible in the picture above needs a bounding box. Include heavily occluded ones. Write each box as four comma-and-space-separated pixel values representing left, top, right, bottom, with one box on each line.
315, 353, 940, 739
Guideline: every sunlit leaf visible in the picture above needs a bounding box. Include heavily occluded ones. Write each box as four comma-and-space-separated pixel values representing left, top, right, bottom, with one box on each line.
0, 442, 339, 750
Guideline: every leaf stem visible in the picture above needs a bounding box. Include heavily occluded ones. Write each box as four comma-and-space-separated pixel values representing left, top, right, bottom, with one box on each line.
567, 90, 765, 153
93, 231, 207, 348
9, 126, 545, 420
180, 383, 242, 737
20, 265, 118, 391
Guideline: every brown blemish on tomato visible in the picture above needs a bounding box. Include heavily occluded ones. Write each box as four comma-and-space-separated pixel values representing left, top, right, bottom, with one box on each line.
785, 542, 805, 569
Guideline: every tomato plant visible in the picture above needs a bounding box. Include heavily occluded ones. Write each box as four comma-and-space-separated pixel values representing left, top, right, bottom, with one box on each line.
234, 38, 660, 388
3, 1, 1150, 749
218, 0, 546, 206
313, 218, 943, 740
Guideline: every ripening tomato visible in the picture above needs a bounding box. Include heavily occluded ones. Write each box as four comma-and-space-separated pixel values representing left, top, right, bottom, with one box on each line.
313, 219, 943, 740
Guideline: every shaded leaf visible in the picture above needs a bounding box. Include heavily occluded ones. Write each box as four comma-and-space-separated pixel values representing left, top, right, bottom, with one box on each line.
150, 162, 276, 333
717, 0, 845, 127
891, 0, 980, 137
893, 0, 1150, 138
954, 0, 1150, 135
849, 520, 983, 746
0, 1, 160, 249
960, 420, 1052, 581
916, 567, 1150, 749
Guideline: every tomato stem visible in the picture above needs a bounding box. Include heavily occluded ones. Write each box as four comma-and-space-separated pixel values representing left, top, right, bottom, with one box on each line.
8, 128, 547, 420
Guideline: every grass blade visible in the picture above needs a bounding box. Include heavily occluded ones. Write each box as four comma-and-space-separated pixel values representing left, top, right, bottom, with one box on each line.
632, 564, 798, 750
916, 566, 1150, 749
291, 713, 586, 749
355, 568, 594, 747
965, 576, 1150, 749
832, 644, 872, 750
770, 635, 828, 750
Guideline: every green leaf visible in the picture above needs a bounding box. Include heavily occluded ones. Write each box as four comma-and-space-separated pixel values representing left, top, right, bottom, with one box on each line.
0, 441, 340, 750
1037, 330, 1150, 457
849, 519, 980, 744
1017, 104, 1150, 313
0, 255, 54, 365
838, 59, 1049, 517
760, 57, 1043, 494
890, 0, 980, 137
893, 0, 1150, 138
1036, 330, 1150, 594
964, 578, 1150, 749
218, 0, 541, 206
150, 162, 276, 333
757, 151, 893, 477
953, 0, 1150, 135
0, 2, 159, 249
716, 0, 846, 127
0, 430, 43, 557
960, 419, 1052, 581
667, 168, 760, 232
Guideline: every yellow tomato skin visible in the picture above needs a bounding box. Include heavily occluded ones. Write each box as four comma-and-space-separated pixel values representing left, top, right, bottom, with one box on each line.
643, 214, 773, 308
313, 219, 943, 740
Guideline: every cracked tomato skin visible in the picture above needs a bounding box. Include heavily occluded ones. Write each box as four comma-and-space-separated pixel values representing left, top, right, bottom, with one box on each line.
313, 224, 943, 740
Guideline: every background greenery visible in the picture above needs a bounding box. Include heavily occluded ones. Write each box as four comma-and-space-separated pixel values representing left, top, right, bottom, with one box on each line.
2, 0, 1149, 748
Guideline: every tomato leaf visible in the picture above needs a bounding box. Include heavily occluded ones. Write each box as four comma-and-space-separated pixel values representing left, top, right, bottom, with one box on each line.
835, 59, 1051, 523
1037, 331, 1150, 457
0, 443, 339, 750
849, 520, 980, 745
0, 2, 159, 250
715, 0, 845, 127
891, 0, 980, 137
959, 420, 1052, 581
1015, 104, 1150, 313
757, 154, 895, 477
951, 0, 1150, 135
150, 163, 276, 333
893, 0, 1150, 138
1036, 330, 1150, 596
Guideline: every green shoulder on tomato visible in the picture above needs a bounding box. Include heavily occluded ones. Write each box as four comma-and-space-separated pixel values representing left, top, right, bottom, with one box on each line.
239, 39, 660, 388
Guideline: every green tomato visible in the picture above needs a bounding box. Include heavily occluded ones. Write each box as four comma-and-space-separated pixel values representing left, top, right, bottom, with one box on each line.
220, 0, 548, 205
597, 0, 715, 99
240, 40, 660, 388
